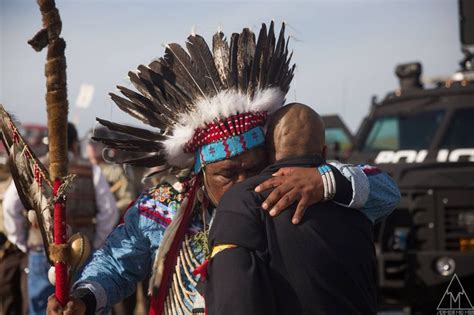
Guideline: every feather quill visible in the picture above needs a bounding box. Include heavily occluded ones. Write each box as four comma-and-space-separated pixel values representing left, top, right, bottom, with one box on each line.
111, 90, 169, 128
129, 69, 182, 117
164, 43, 208, 100
92, 137, 163, 153
139, 63, 194, 113
258, 21, 275, 90
186, 34, 222, 94
236, 28, 255, 94
268, 22, 287, 86
228, 33, 240, 90
249, 24, 267, 98
132, 69, 178, 118
212, 32, 230, 88
96, 118, 165, 141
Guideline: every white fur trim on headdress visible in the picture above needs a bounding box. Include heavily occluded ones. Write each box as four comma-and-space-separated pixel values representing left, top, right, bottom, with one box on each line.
163, 87, 285, 168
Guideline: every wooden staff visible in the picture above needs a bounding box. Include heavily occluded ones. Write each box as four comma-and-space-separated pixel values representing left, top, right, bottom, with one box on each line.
28, 0, 69, 306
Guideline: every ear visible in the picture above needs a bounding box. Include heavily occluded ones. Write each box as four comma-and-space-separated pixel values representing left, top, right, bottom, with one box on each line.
322, 144, 328, 160
201, 167, 218, 206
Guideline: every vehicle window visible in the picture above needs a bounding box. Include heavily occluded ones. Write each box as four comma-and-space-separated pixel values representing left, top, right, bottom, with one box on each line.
441, 108, 474, 149
363, 110, 445, 151
325, 127, 352, 151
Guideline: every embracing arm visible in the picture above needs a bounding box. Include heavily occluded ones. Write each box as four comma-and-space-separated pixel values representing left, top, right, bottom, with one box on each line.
254, 161, 400, 224
330, 162, 401, 224
359, 165, 401, 224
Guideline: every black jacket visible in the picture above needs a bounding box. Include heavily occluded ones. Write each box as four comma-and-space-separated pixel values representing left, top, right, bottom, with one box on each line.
205, 156, 377, 315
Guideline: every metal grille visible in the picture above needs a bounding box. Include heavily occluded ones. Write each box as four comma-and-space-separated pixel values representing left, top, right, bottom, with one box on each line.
444, 206, 474, 251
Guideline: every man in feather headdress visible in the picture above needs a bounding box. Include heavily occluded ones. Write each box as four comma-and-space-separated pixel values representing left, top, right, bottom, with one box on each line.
47, 22, 399, 315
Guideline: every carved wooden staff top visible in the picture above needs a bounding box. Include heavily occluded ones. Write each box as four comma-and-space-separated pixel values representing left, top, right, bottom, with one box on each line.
28, 0, 69, 179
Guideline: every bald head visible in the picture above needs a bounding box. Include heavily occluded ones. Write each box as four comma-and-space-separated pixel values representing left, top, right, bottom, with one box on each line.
266, 103, 326, 163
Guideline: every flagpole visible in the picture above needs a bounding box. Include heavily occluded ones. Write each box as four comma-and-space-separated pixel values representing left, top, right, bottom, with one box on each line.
28, 0, 70, 306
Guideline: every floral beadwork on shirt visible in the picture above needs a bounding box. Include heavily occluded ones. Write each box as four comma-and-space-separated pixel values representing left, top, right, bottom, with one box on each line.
137, 183, 185, 228
137, 182, 207, 234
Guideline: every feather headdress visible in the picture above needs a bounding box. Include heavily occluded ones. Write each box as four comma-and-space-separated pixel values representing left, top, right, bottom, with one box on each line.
95, 21, 294, 172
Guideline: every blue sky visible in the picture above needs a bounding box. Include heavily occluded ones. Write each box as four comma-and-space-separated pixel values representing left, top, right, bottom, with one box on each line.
0, 0, 460, 135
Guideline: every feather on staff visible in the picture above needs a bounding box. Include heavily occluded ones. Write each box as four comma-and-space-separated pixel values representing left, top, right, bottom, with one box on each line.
0, 106, 54, 259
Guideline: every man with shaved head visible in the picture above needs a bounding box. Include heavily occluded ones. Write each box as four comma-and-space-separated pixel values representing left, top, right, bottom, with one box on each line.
266, 102, 326, 162
205, 103, 382, 315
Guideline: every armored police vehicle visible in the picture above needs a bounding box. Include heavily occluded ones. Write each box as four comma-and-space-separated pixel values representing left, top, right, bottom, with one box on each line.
329, 1, 474, 313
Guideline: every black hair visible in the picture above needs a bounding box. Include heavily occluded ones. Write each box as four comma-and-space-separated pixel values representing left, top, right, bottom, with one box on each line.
67, 122, 78, 149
